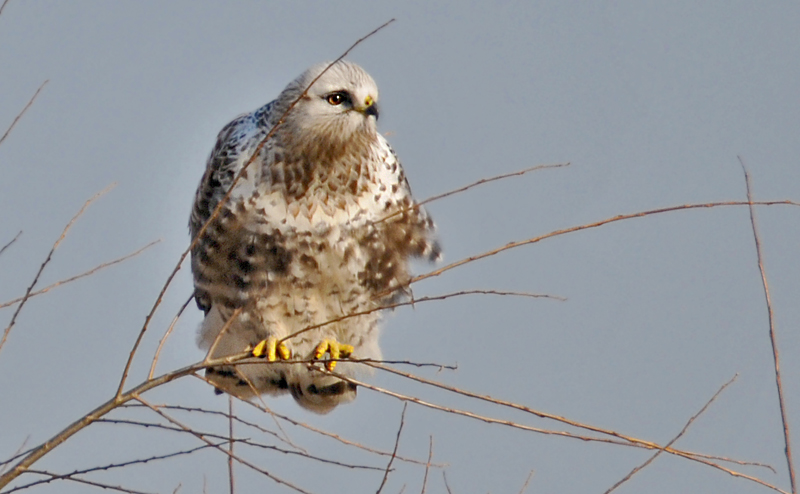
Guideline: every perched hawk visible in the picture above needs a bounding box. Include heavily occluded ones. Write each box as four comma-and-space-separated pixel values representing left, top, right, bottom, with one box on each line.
190, 61, 440, 413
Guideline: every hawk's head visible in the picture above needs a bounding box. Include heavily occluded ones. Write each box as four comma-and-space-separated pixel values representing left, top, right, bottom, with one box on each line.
276, 61, 381, 161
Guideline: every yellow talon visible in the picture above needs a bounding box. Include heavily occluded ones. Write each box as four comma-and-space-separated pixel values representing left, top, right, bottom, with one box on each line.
251, 337, 291, 361
313, 339, 354, 371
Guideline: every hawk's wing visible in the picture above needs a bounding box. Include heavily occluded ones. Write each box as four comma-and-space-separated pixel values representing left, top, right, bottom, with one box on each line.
189, 102, 276, 313
189, 101, 276, 238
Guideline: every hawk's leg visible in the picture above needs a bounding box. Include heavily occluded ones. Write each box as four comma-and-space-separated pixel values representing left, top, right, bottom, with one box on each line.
250, 337, 291, 362
314, 339, 355, 371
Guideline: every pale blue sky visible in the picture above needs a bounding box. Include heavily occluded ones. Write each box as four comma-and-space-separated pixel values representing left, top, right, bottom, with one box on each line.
1, 2, 799, 493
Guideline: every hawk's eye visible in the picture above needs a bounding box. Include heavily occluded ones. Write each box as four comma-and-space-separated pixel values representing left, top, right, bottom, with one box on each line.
326, 92, 348, 106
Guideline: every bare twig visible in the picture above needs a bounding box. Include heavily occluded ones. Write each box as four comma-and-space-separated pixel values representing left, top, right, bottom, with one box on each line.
442, 471, 453, 494
148, 294, 193, 379
603, 374, 738, 493
0, 184, 115, 355
0, 239, 159, 310
228, 396, 235, 494
9, 470, 155, 494
322, 368, 789, 494
278, 289, 563, 348
374, 163, 570, 227
0, 437, 29, 476
740, 158, 797, 494
517, 470, 535, 494
136, 397, 314, 494
406, 199, 800, 291
96, 417, 382, 470
0, 231, 21, 258
4, 444, 218, 493
0, 80, 48, 148
420, 436, 433, 494
377, 403, 407, 494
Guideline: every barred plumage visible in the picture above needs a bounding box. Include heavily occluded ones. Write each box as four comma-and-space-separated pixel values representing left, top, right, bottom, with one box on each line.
190, 61, 439, 413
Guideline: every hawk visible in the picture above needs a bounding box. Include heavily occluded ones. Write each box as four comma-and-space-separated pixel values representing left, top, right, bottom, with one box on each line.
190, 61, 440, 413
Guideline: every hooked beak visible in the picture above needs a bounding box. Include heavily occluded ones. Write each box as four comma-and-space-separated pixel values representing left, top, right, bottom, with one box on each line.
358, 95, 379, 119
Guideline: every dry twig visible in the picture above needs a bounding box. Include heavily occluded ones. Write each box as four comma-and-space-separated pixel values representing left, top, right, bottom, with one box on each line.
377, 403, 408, 494
0, 80, 47, 148
603, 374, 738, 494
740, 158, 796, 494
0, 184, 115, 355
0, 240, 159, 310
0, 231, 21, 258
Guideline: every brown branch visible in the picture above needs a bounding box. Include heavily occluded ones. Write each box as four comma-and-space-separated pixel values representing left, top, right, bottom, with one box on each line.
320, 367, 789, 494
4, 444, 217, 493
228, 396, 235, 494
0, 80, 48, 148
376, 403, 407, 494
740, 158, 797, 494
234, 399, 435, 466
9, 470, 155, 494
117, 18, 396, 397
603, 374, 738, 494
0, 437, 29, 475
406, 199, 800, 291
96, 417, 381, 471
118, 403, 285, 444
442, 471, 453, 494
420, 436, 433, 494
367, 362, 774, 472
0, 231, 21, 258
373, 163, 570, 227
517, 470, 535, 494
0, 184, 115, 356
0, 240, 159, 310
278, 289, 563, 348
148, 294, 193, 379
135, 397, 314, 494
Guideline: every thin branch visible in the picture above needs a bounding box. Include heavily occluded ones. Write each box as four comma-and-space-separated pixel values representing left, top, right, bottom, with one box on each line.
517, 470, 535, 494
373, 163, 569, 227
442, 471, 453, 494
234, 400, 435, 466
228, 396, 235, 494
377, 403, 407, 494
4, 444, 218, 493
0, 437, 29, 475
0, 231, 21, 258
148, 294, 193, 378
0, 0, 10, 18
405, 199, 800, 291
0, 184, 115, 355
10, 470, 155, 494
116, 18, 396, 397
136, 397, 314, 494
420, 436, 433, 494
322, 368, 789, 494
96, 417, 382, 471
0, 240, 159, 310
0, 80, 48, 148
603, 374, 738, 494
740, 158, 796, 494
278, 289, 563, 348
367, 362, 773, 472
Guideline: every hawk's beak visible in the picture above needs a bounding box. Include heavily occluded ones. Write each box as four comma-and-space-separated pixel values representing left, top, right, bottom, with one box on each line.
359, 95, 379, 119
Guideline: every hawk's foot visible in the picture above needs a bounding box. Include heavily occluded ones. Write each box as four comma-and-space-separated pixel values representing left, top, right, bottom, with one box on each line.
250, 337, 291, 362
313, 339, 354, 371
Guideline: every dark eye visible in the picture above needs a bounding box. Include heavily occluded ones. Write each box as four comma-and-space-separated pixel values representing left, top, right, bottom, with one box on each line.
326, 92, 348, 106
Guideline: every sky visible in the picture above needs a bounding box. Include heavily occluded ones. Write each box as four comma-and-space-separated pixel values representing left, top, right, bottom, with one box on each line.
1, 1, 799, 493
